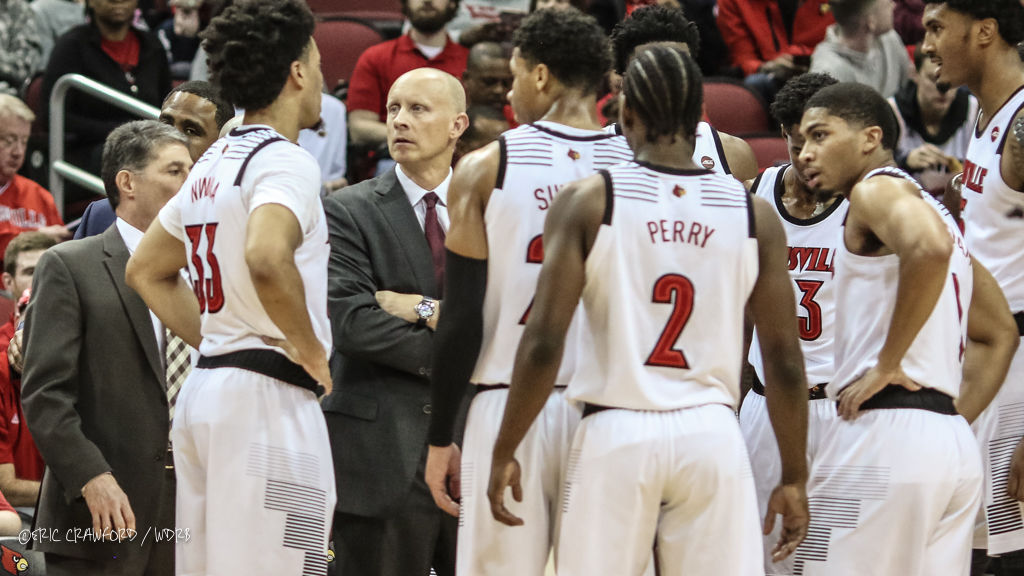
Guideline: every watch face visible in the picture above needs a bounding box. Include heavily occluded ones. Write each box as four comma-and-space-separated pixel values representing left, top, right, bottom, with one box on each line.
415, 300, 436, 318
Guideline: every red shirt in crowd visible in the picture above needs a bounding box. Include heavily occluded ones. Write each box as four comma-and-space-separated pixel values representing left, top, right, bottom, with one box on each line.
100, 30, 142, 71
716, 0, 834, 77
0, 175, 63, 259
0, 321, 43, 482
347, 34, 470, 121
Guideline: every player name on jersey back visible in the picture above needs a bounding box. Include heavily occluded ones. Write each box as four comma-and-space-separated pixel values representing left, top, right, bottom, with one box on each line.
470, 122, 634, 387
568, 161, 758, 411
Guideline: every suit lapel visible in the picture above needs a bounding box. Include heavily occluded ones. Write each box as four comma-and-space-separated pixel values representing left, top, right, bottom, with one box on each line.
102, 226, 164, 384
374, 170, 437, 295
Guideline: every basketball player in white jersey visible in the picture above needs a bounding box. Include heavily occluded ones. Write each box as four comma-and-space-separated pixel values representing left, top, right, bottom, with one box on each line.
792, 82, 1018, 576
125, 0, 335, 574
740, 71, 842, 576
423, 8, 635, 575
922, 3, 1024, 571
487, 44, 810, 575
603, 5, 759, 183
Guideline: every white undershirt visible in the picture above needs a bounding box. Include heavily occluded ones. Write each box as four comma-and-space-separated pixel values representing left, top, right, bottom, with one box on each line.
116, 217, 166, 351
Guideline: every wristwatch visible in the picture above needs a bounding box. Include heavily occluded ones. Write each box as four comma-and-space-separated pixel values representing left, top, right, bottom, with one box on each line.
414, 297, 438, 327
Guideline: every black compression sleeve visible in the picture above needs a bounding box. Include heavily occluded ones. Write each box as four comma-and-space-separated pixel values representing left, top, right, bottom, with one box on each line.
428, 249, 488, 446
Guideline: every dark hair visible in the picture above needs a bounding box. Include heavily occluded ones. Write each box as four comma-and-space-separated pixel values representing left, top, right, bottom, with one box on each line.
200, 0, 315, 111
770, 72, 839, 129
829, 0, 876, 30
464, 105, 508, 138
101, 120, 189, 209
610, 5, 700, 75
4, 232, 56, 277
805, 82, 900, 150
165, 80, 235, 128
923, 0, 1024, 46
512, 8, 610, 96
622, 44, 703, 144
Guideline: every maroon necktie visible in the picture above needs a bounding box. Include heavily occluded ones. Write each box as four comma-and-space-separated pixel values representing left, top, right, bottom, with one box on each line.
423, 192, 446, 298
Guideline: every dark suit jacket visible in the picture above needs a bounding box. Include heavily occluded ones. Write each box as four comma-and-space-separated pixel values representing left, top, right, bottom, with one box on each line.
322, 169, 456, 519
21, 225, 174, 561
72, 199, 116, 239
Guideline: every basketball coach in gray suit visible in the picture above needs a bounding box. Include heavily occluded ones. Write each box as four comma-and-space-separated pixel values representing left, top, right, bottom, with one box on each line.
21, 121, 192, 576
323, 69, 468, 576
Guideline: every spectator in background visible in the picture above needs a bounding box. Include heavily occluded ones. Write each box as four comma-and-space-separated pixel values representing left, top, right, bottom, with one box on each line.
0, 0, 43, 96
461, 42, 513, 125
31, 0, 87, 70
0, 95, 69, 263
889, 47, 977, 195
74, 79, 233, 238
156, 0, 204, 79
454, 104, 508, 163
717, 0, 834, 103
347, 0, 469, 163
893, 0, 924, 45
0, 232, 55, 510
42, 0, 171, 202
298, 92, 349, 194
809, 0, 911, 99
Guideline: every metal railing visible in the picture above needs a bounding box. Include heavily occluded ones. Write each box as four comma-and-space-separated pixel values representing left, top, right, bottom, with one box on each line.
49, 73, 160, 217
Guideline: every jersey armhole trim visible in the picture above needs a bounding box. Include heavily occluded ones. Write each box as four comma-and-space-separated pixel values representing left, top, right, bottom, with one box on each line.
599, 169, 614, 226
995, 100, 1024, 194
495, 135, 508, 191
233, 136, 288, 187
709, 124, 732, 175
746, 190, 755, 238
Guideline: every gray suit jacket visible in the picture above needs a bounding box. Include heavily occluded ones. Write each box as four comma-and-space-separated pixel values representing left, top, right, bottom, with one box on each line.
21, 225, 174, 561
322, 169, 463, 519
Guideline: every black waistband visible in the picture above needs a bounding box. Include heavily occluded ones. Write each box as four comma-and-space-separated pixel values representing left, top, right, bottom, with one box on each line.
582, 403, 613, 418
1015, 311, 1024, 336
472, 383, 566, 396
851, 384, 958, 415
197, 349, 319, 393
751, 374, 828, 400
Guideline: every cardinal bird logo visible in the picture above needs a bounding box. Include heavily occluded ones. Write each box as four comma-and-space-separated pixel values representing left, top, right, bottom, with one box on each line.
0, 545, 28, 574
568, 149, 581, 161
700, 155, 716, 170
673, 185, 687, 197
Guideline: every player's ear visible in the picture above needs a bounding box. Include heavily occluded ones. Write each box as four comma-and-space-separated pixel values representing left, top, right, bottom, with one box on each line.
533, 62, 549, 93
975, 18, 999, 48
861, 125, 884, 154
116, 169, 135, 200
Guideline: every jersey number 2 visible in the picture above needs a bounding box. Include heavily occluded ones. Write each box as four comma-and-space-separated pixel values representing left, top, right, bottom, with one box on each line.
646, 274, 695, 369
184, 223, 224, 313
518, 235, 545, 324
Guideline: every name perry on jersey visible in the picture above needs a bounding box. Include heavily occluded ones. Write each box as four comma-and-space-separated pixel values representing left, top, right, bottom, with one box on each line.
646, 219, 716, 248
788, 246, 835, 273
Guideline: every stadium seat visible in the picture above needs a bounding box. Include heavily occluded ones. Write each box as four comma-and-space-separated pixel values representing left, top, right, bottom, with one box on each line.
308, 0, 402, 21
313, 18, 384, 94
703, 78, 773, 137
745, 135, 790, 173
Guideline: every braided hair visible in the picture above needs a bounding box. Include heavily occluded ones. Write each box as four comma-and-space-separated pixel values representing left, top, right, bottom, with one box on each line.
621, 44, 703, 144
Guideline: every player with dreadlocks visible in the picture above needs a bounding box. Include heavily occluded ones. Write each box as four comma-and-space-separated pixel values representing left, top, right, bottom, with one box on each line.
487, 44, 810, 575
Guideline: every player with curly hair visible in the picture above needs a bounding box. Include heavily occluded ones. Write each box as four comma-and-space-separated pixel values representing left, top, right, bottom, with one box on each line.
125, 0, 335, 574
922, 1, 1024, 573
605, 5, 760, 183
423, 8, 634, 575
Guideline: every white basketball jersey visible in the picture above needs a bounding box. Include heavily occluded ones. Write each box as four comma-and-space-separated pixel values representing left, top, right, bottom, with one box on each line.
470, 121, 633, 386
747, 165, 847, 387
604, 121, 733, 175
158, 125, 332, 358
568, 161, 759, 411
962, 87, 1024, 311
831, 167, 972, 399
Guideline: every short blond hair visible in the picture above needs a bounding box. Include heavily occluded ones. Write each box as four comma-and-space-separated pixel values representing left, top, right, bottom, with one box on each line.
0, 94, 35, 124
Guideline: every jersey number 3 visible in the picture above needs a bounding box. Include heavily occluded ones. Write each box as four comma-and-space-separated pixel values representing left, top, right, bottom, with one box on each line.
646, 274, 695, 369
185, 223, 225, 313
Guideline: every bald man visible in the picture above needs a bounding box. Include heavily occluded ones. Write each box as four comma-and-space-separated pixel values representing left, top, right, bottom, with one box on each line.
462, 41, 512, 110
322, 68, 468, 576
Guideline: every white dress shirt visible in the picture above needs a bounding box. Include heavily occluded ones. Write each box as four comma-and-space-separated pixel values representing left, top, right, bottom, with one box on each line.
395, 165, 452, 233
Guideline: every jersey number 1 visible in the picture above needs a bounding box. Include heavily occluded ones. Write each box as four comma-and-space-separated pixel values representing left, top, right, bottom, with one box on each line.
184, 223, 225, 313
646, 274, 695, 369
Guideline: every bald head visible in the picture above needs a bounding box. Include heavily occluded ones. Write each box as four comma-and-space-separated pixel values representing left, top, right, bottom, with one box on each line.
462, 42, 512, 108
390, 68, 467, 115
386, 68, 470, 177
